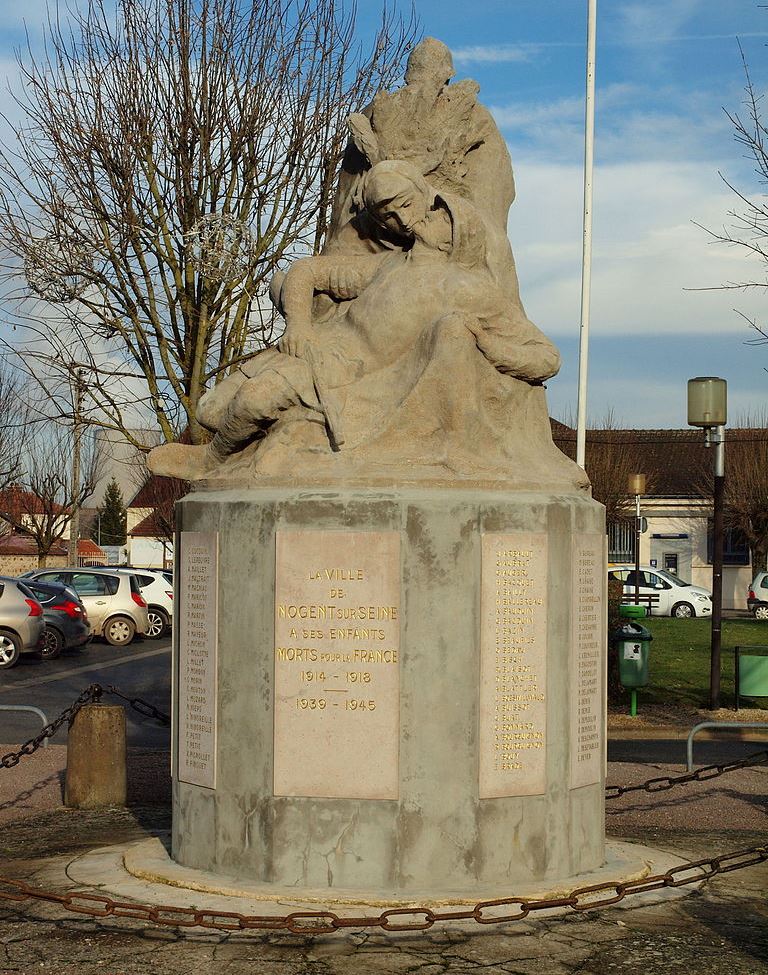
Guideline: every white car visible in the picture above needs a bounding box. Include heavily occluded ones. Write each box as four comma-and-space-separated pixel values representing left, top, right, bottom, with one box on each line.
114, 568, 173, 638
608, 565, 713, 618
24, 568, 149, 645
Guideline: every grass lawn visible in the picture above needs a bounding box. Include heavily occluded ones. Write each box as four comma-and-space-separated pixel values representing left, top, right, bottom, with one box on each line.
637, 617, 768, 710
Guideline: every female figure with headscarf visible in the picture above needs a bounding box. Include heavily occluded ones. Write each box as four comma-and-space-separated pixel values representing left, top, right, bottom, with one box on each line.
148, 161, 560, 481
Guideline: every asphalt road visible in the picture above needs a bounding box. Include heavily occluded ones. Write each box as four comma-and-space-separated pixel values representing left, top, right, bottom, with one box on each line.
0, 636, 172, 749
608, 736, 768, 766
2, 637, 766, 765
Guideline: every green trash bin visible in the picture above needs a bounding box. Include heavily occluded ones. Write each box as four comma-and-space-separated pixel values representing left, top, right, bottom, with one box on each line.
615, 622, 653, 689
619, 604, 647, 620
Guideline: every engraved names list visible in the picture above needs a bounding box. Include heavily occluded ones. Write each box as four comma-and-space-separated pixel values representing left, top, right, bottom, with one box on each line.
570, 534, 605, 788
274, 531, 400, 799
177, 531, 218, 789
480, 533, 548, 798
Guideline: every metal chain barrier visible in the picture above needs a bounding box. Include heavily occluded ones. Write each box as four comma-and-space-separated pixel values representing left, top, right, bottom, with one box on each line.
0, 684, 104, 769
0, 844, 765, 934
604, 749, 768, 799
1, 686, 766, 934
101, 685, 170, 726
0, 684, 170, 769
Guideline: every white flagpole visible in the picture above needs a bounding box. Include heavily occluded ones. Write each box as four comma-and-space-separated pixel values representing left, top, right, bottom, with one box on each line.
576, 0, 597, 468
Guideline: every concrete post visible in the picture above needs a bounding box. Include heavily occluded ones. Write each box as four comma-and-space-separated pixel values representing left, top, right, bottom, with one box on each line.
65, 703, 127, 808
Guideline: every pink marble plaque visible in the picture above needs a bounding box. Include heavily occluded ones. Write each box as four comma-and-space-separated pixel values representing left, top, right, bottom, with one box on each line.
570, 534, 606, 789
479, 533, 548, 799
177, 531, 218, 789
273, 531, 400, 799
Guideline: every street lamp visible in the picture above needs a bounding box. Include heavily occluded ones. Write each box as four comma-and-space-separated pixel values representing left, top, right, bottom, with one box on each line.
687, 377, 727, 710
628, 473, 646, 607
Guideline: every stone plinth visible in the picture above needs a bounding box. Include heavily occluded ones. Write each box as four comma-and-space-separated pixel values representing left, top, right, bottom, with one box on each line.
172, 486, 606, 895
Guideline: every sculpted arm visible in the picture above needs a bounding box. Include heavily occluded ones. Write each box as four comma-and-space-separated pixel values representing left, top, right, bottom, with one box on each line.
277, 255, 385, 357
460, 285, 561, 383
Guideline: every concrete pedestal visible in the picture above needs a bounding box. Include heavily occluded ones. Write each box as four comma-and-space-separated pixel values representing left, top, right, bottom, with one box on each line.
172, 486, 606, 895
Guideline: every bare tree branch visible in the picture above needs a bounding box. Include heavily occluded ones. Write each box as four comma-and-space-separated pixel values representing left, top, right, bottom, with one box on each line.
0, 0, 418, 447
0, 426, 103, 566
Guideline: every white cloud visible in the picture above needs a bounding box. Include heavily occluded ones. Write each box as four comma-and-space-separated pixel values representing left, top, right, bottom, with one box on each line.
452, 44, 541, 65
508, 156, 766, 344
616, 0, 700, 45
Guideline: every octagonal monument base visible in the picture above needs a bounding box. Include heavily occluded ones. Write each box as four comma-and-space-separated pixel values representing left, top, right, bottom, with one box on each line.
172, 485, 606, 895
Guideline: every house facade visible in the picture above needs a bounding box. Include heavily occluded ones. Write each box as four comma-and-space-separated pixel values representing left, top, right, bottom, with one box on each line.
552, 424, 758, 611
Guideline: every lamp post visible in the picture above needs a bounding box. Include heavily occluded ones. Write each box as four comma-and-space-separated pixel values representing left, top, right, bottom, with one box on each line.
687, 377, 727, 710
628, 473, 646, 606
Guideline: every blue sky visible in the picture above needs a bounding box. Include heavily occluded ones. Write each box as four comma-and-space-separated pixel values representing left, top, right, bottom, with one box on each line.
1, 1, 767, 428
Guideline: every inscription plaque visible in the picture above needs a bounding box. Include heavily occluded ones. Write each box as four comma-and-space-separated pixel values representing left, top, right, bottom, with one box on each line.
570, 533, 605, 789
177, 531, 218, 789
480, 533, 548, 798
274, 530, 400, 799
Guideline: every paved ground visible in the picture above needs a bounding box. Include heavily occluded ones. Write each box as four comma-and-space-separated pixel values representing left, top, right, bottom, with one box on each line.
0, 750, 765, 974
0, 652, 765, 973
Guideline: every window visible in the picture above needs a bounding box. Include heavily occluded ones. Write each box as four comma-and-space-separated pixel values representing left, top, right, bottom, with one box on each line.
608, 523, 634, 562
28, 585, 55, 605
36, 572, 68, 585
645, 573, 671, 590
608, 569, 629, 583
70, 573, 119, 596
706, 523, 750, 566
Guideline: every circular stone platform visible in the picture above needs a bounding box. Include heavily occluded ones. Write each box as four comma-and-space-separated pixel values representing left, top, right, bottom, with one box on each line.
61, 835, 699, 920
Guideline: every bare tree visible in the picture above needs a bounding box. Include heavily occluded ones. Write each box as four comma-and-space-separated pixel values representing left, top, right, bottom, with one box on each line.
687, 413, 768, 572
0, 0, 417, 447
0, 429, 103, 566
696, 41, 768, 350
553, 412, 640, 530
0, 361, 32, 487
130, 461, 188, 543
724, 417, 768, 572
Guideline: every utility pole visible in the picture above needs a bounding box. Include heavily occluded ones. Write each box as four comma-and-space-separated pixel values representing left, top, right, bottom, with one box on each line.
576, 0, 597, 469
68, 368, 85, 566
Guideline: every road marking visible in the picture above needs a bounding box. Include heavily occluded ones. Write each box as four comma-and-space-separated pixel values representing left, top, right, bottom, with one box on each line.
0, 645, 172, 693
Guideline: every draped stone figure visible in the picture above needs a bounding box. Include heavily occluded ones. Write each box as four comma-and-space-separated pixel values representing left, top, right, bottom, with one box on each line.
149, 38, 586, 492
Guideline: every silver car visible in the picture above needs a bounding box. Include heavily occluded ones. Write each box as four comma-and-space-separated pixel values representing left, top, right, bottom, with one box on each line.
23, 567, 149, 646
0, 576, 45, 668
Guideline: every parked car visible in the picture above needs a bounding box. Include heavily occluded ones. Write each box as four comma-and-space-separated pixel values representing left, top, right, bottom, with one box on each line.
747, 571, 768, 620
608, 565, 713, 618
21, 578, 91, 659
0, 576, 44, 668
113, 568, 173, 638
21, 568, 149, 646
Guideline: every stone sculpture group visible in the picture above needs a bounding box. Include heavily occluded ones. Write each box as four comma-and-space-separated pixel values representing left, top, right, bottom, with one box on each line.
150, 38, 584, 490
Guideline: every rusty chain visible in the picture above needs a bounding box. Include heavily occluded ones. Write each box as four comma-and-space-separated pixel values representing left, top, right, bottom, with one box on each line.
0, 684, 170, 769
1, 686, 766, 934
0, 844, 765, 934
604, 749, 768, 799
5, 685, 764, 797
101, 685, 171, 726
0, 684, 104, 769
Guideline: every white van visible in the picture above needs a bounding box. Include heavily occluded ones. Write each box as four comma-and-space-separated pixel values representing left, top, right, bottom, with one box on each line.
608, 565, 713, 618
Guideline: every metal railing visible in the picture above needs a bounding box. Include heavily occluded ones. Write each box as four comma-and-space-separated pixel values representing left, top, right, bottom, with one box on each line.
0, 705, 50, 747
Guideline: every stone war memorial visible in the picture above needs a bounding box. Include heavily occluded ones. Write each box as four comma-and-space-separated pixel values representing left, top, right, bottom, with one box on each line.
150, 38, 608, 898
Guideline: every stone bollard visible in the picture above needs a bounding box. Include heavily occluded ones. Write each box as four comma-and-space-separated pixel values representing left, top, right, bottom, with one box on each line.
65, 703, 127, 808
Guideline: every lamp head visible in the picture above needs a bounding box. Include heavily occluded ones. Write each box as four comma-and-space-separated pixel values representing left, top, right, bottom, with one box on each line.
687, 377, 727, 428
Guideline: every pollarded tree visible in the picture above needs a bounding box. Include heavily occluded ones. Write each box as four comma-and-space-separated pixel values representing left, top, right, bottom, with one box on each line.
94, 477, 127, 546
0, 429, 102, 567
0, 0, 416, 447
